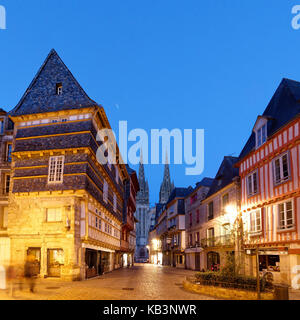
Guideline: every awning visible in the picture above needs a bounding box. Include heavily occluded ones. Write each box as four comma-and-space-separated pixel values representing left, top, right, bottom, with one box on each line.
82, 243, 115, 253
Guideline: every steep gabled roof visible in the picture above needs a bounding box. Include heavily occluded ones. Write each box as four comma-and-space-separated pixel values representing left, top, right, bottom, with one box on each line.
206, 156, 239, 198
10, 49, 99, 117
239, 78, 300, 161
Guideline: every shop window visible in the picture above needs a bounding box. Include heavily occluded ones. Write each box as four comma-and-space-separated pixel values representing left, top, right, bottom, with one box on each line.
207, 251, 220, 271
259, 255, 280, 272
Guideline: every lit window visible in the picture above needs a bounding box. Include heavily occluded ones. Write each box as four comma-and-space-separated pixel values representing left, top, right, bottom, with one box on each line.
47, 208, 62, 222
250, 209, 262, 233
278, 201, 294, 230
48, 156, 64, 183
256, 124, 267, 148
222, 193, 229, 209
273, 152, 290, 185
56, 83, 63, 95
247, 170, 258, 197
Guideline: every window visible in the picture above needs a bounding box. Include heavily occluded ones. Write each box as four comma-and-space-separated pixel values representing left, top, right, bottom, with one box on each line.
222, 193, 229, 209
190, 193, 197, 204
4, 174, 10, 194
103, 181, 108, 203
56, 83, 63, 95
113, 194, 117, 212
6, 143, 12, 162
247, 170, 258, 197
278, 200, 294, 230
0, 207, 8, 229
189, 212, 192, 226
189, 234, 193, 246
196, 209, 200, 223
48, 156, 64, 183
0, 119, 4, 134
208, 202, 214, 220
273, 152, 290, 185
250, 209, 262, 233
195, 232, 200, 244
47, 208, 62, 222
256, 123, 267, 148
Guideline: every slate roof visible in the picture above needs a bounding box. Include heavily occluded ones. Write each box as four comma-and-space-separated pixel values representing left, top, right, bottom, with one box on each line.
196, 177, 214, 188
206, 156, 239, 198
166, 187, 193, 205
239, 78, 300, 161
10, 49, 99, 117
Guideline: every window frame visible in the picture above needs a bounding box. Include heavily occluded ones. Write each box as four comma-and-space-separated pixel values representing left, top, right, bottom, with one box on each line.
249, 209, 262, 234
277, 199, 294, 231
246, 169, 259, 197
208, 201, 214, 220
256, 123, 267, 148
272, 151, 291, 186
6, 143, 12, 162
48, 156, 65, 184
46, 208, 62, 222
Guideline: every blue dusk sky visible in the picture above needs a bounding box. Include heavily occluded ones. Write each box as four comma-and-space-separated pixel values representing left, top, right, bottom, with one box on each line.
0, 0, 300, 206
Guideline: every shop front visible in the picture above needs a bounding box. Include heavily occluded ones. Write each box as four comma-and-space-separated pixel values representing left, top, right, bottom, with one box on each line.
83, 244, 114, 279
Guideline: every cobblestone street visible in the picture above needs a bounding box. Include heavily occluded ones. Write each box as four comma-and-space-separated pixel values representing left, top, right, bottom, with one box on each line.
0, 264, 216, 300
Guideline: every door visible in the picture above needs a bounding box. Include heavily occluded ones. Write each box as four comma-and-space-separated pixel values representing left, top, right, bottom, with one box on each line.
195, 253, 200, 271
27, 248, 41, 275
47, 249, 64, 277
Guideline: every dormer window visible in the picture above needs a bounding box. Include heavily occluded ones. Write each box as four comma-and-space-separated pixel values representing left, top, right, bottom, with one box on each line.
256, 123, 267, 148
253, 116, 268, 149
56, 83, 63, 95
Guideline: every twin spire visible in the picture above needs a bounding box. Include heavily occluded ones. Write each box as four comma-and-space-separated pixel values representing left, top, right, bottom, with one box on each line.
137, 150, 174, 205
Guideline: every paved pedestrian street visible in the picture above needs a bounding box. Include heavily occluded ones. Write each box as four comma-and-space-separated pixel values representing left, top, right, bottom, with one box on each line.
0, 264, 216, 300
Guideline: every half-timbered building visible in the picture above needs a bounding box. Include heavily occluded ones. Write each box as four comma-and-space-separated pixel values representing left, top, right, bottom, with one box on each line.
237, 78, 300, 285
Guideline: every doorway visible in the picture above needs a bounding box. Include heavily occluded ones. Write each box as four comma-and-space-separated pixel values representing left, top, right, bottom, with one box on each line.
27, 248, 41, 275
195, 253, 200, 271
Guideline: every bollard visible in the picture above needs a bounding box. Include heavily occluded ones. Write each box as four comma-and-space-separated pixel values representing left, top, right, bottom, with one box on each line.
273, 284, 289, 300
0, 265, 6, 290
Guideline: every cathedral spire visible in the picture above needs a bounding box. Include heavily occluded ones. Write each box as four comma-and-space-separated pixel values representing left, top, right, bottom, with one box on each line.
136, 150, 149, 205
159, 151, 174, 204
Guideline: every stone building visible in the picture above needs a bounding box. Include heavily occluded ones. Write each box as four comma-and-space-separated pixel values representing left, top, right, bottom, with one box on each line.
7, 49, 130, 280
135, 158, 150, 261
0, 109, 13, 266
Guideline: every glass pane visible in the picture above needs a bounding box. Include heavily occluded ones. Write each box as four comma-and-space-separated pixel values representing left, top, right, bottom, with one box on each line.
282, 155, 289, 179
275, 159, 281, 183
253, 173, 257, 194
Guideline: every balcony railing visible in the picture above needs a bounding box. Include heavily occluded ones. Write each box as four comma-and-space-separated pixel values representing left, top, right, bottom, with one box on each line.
201, 235, 234, 248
